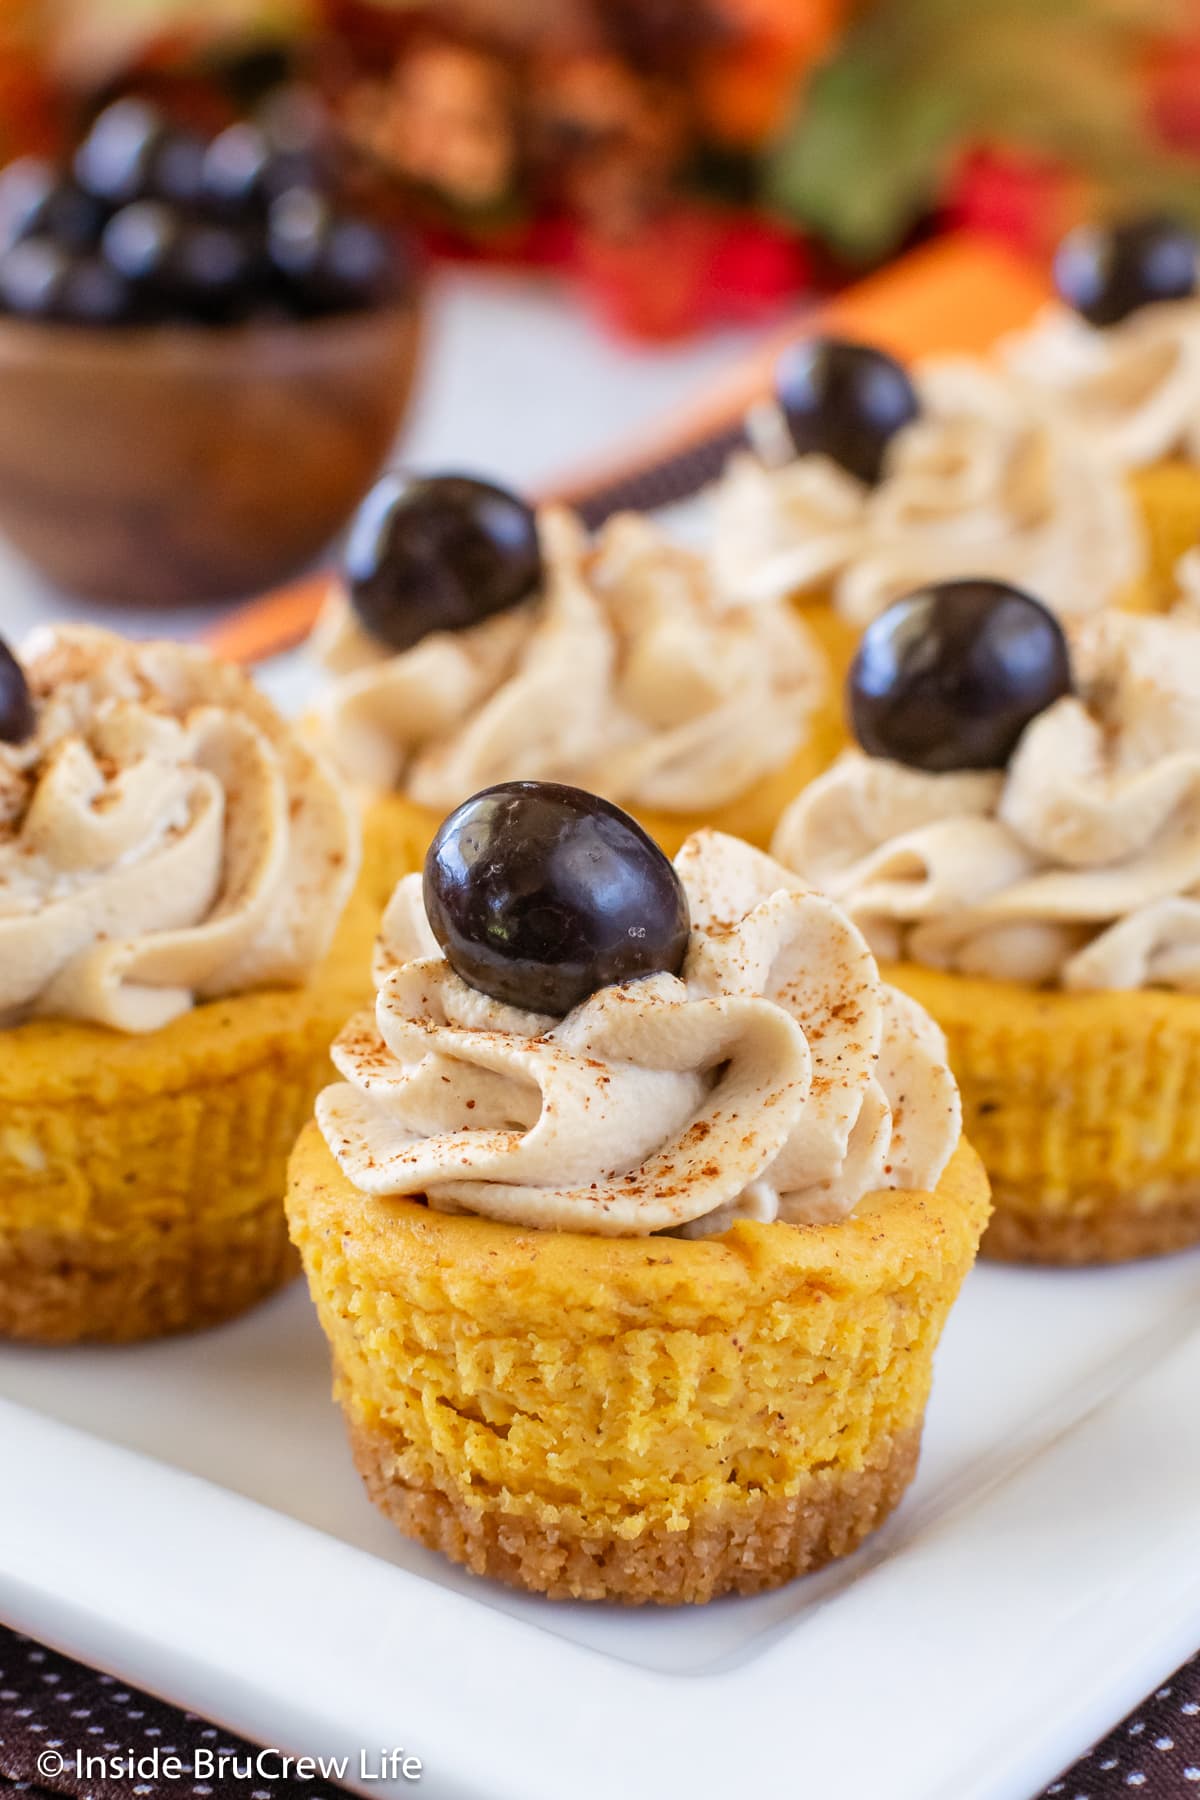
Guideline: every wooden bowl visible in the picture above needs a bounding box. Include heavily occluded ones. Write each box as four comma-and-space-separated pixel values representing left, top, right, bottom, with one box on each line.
0, 299, 422, 606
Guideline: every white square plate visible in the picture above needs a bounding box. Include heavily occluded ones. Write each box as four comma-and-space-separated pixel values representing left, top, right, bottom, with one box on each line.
3, 1251, 1200, 1800
4, 520, 1200, 1800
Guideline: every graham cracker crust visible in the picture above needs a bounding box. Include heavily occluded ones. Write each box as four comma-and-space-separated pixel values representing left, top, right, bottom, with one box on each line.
0, 1211, 298, 1344
984, 1184, 1200, 1266
347, 1416, 923, 1605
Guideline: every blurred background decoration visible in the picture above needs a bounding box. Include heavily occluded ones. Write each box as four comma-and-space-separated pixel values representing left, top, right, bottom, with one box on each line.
6, 0, 1200, 340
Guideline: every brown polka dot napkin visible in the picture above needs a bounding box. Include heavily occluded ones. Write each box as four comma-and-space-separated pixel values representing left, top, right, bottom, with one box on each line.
1, 1623, 1198, 1798
573, 423, 748, 528
1041, 1673, 1200, 1798
0, 1629, 340, 1800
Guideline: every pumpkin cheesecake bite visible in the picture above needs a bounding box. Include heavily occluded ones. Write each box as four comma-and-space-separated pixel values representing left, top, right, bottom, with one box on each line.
286, 779, 988, 1605
307, 471, 845, 902
710, 334, 1144, 645
1002, 215, 1200, 603
0, 624, 363, 1343
774, 575, 1200, 1264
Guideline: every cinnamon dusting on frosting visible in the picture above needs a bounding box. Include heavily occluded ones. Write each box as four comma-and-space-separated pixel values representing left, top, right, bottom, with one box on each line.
774, 603, 1200, 991
311, 506, 824, 813
315, 830, 959, 1235
711, 356, 1141, 624
0, 626, 358, 1032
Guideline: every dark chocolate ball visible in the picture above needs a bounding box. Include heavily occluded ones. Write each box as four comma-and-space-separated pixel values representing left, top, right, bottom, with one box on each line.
201, 121, 272, 216
267, 187, 402, 312
848, 578, 1072, 771
0, 636, 34, 743
173, 220, 260, 320
151, 129, 208, 208
774, 337, 920, 485
0, 157, 55, 252
0, 238, 71, 319
1054, 216, 1199, 328
58, 254, 137, 326
255, 85, 335, 196
424, 782, 691, 1016
346, 473, 542, 652
0, 159, 105, 254
100, 199, 181, 293
74, 98, 167, 207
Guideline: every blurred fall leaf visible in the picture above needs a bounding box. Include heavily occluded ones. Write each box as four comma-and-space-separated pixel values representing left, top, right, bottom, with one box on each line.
768, 0, 1200, 260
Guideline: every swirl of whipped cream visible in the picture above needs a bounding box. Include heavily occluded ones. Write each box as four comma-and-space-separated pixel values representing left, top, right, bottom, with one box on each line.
773, 608, 1200, 991
311, 506, 824, 813
710, 356, 1141, 625
1002, 299, 1200, 470
316, 830, 960, 1236
0, 626, 358, 1033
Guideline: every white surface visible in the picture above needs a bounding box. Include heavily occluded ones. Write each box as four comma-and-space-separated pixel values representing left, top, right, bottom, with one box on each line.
3, 1249, 1200, 1800
0, 266, 767, 645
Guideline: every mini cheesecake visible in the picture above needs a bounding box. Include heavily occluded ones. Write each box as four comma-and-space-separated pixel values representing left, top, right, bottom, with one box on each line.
775, 575, 1200, 1263
1004, 215, 1200, 609
287, 781, 988, 1603
0, 623, 364, 1343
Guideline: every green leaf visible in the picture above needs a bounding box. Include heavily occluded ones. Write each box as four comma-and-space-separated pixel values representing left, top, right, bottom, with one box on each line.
766, 54, 966, 262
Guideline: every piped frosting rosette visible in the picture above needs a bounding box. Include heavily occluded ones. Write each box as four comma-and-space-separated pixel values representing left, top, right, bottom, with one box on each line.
316, 830, 959, 1236
0, 626, 357, 1032
1002, 299, 1200, 470
774, 607, 1200, 991
712, 357, 1141, 625
312, 506, 824, 813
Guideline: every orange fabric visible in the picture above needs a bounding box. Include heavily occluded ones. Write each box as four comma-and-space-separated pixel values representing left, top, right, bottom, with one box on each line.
205, 573, 332, 667
205, 233, 1051, 667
